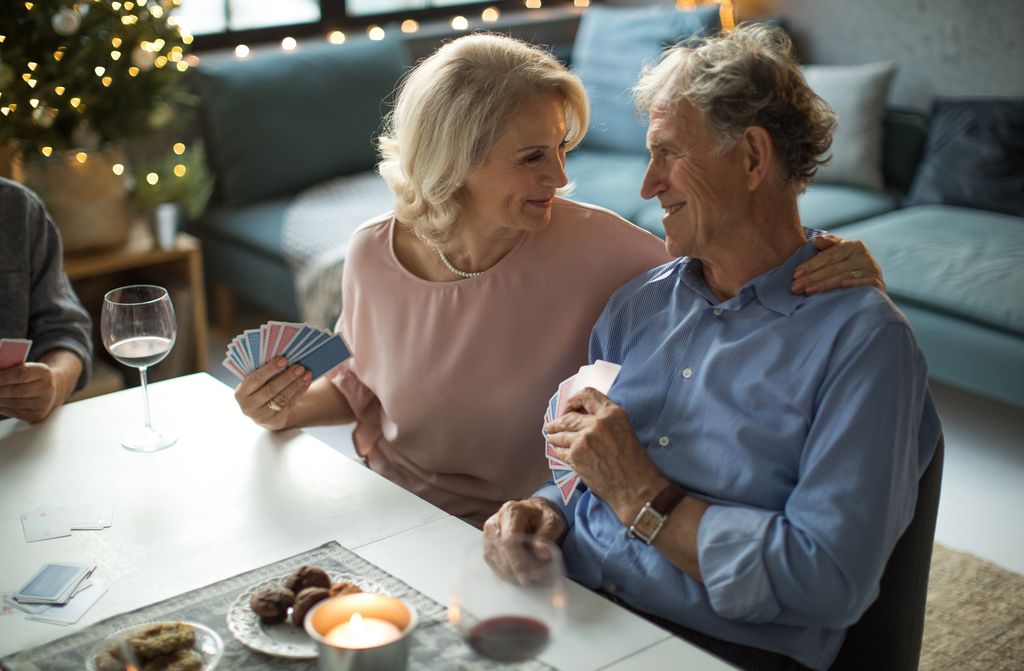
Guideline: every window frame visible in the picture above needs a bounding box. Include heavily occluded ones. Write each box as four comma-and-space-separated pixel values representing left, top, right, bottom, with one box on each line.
191, 0, 527, 51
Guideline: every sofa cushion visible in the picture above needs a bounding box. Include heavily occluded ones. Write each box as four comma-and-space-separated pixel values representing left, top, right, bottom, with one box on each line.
192, 38, 408, 207
201, 198, 291, 259
905, 98, 1024, 216
798, 183, 899, 231
572, 4, 720, 155
565, 149, 654, 227
836, 205, 1024, 336
803, 62, 896, 191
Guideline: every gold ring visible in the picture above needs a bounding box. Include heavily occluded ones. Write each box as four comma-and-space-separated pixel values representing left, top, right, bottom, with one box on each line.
851, 270, 863, 280
267, 400, 283, 412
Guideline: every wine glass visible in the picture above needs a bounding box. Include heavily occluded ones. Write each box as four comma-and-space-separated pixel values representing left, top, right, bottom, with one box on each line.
101, 285, 177, 452
449, 534, 567, 663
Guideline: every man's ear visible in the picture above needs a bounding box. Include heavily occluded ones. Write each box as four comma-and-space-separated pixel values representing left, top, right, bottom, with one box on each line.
740, 126, 774, 191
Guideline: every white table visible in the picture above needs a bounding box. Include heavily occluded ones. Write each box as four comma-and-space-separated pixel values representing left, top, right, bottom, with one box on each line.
0, 373, 732, 670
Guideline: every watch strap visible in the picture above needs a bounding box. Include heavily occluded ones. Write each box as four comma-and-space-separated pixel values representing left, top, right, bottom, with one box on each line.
650, 481, 686, 516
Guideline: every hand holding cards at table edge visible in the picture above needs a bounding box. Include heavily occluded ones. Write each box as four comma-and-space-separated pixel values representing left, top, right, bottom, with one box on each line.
235, 358, 314, 430
543, 388, 667, 525
0, 339, 83, 423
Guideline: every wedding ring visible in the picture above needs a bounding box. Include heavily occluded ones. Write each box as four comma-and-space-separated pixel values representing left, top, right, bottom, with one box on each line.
267, 400, 283, 412
850, 270, 864, 280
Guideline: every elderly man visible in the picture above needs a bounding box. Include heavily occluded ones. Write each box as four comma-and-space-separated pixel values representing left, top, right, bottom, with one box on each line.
483, 25, 941, 671
0, 177, 92, 422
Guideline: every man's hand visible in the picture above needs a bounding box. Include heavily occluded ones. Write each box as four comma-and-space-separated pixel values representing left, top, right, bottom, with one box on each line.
792, 234, 886, 294
234, 357, 312, 431
483, 498, 567, 584
543, 388, 666, 526
0, 350, 82, 423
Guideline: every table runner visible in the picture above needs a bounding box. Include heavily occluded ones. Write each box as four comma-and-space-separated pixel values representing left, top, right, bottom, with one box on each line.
2, 541, 553, 671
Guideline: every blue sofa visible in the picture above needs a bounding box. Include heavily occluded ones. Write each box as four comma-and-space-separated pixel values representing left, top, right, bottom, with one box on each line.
188, 7, 1023, 408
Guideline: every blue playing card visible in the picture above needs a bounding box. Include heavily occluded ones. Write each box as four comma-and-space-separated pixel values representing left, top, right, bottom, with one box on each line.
297, 334, 351, 379
282, 325, 317, 360
244, 329, 262, 369
288, 330, 331, 364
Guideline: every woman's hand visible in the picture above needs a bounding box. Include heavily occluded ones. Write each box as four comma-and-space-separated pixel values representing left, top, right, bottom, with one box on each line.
234, 357, 312, 430
792, 234, 886, 295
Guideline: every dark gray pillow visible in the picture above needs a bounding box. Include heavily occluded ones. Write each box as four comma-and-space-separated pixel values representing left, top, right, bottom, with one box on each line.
905, 98, 1024, 216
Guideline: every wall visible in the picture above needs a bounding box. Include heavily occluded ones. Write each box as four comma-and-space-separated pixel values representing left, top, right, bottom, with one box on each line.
778, 0, 1024, 111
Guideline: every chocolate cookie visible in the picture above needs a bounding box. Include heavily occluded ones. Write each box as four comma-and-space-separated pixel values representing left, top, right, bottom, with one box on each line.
284, 565, 331, 593
291, 586, 329, 627
124, 622, 196, 660
329, 581, 363, 597
140, 648, 204, 671
250, 585, 296, 624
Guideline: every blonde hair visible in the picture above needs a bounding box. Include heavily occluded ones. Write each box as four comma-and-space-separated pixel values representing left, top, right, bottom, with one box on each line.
634, 23, 835, 187
377, 33, 589, 247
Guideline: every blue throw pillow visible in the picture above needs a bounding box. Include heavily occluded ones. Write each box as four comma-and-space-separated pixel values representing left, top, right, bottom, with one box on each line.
905, 98, 1024, 217
572, 4, 721, 154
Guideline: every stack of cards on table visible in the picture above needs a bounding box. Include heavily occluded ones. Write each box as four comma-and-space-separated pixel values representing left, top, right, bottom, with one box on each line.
4, 562, 108, 625
543, 360, 622, 504
222, 321, 351, 381
0, 338, 31, 369
21, 504, 112, 543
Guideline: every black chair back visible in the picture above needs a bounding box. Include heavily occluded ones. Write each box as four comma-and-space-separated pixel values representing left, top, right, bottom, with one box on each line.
830, 436, 945, 671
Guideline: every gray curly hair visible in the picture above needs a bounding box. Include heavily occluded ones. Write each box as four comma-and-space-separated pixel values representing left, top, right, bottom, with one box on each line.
634, 23, 836, 187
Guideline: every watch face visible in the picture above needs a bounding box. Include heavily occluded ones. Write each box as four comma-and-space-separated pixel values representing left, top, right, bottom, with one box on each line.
632, 508, 664, 542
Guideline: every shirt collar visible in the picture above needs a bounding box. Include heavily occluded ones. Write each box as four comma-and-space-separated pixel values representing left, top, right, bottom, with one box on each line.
674, 240, 819, 315
748, 240, 819, 315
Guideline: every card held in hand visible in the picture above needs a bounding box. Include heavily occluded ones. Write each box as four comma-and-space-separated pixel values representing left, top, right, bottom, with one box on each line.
223, 322, 351, 382
544, 360, 622, 504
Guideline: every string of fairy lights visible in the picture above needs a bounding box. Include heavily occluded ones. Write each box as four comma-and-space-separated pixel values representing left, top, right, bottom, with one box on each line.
2, 0, 599, 186
231, 1, 591, 59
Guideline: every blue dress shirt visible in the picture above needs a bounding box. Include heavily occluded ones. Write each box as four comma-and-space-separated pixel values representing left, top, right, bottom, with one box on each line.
536, 240, 942, 670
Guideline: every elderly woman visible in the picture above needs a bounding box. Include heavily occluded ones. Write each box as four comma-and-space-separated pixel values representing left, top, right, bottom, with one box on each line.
233, 33, 882, 526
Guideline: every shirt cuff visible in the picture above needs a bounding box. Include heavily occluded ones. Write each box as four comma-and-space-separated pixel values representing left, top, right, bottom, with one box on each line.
533, 481, 585, 534
697, 503, 781, 622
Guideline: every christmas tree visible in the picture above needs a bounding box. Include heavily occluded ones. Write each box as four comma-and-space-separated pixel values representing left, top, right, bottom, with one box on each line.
0, 0, 194, 159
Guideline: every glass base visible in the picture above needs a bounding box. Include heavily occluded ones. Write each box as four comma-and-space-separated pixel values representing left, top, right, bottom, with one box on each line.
121, 426, 176, 452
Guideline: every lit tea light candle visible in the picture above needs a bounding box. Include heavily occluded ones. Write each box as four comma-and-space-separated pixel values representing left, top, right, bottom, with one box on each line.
326, 612, 402, 649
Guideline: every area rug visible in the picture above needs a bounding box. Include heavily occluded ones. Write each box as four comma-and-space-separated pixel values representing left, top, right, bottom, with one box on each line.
921, 544, 1024, 670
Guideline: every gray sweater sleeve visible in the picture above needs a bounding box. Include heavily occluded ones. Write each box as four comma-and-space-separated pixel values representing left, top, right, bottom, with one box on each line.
0, 178, 93, 390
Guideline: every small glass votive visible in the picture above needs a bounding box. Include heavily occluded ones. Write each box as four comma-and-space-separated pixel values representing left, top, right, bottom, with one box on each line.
305, 593, 418, 671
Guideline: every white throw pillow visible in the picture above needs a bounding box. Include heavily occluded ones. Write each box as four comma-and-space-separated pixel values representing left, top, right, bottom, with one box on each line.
803, 62, 897, 191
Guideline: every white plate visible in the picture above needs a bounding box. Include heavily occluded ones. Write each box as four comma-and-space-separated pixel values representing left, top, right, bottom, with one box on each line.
85, 621, 223, 671
226, 570, 389, 659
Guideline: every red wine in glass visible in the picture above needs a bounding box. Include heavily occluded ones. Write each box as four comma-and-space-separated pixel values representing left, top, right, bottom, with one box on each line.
467, 615, 550, 663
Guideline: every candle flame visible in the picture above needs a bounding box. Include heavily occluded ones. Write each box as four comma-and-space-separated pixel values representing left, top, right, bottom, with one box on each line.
349, 612, 364, 629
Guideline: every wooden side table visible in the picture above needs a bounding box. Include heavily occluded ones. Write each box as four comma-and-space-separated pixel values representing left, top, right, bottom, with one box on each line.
64, 224, 209, 399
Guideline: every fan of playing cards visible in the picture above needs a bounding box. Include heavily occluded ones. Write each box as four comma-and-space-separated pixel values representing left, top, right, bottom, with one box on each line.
223, 322, 351, 381
543, 360, 621, 504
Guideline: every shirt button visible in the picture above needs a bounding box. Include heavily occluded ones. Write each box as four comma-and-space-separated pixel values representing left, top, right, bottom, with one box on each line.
682, 367, 693, 379
606, 583, 618, 595
658, 436, 670, 447
713, 308, 723, 316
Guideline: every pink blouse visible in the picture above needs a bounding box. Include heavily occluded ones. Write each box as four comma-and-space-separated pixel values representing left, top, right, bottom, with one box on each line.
329, 198, 670, 525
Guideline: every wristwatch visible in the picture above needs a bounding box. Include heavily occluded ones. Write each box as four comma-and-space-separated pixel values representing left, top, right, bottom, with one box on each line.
627, 482, 686, 544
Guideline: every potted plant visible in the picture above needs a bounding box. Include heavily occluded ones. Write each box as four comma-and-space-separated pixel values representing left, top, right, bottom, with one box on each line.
0, 1, 195, 252
132, 142, 214, 249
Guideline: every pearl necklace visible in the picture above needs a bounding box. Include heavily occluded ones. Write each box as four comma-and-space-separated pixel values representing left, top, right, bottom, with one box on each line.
435, 247, 482, 279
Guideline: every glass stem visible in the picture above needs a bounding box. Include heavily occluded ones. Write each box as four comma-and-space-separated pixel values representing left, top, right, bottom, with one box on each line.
139, 366, 152, 430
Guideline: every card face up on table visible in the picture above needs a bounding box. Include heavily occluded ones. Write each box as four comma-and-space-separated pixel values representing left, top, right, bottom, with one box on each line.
543, 360, 622, 503
223, 321, 351, 381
